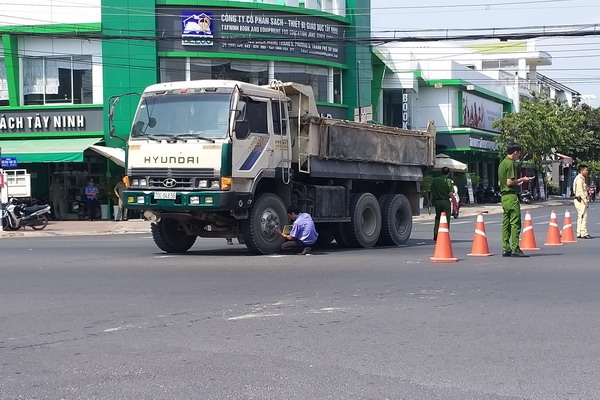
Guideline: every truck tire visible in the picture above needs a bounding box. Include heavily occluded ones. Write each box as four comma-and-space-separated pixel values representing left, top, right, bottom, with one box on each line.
377, 194, 412, 246
315, 223, 336, 247
343, 192, 382, 248
242, 193, 287, 255
333, 222, 356, 248
151, 218, 197, 253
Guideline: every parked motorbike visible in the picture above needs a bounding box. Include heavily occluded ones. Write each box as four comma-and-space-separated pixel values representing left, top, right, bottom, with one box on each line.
475, 184, 501, 204
1, 198, 51, 231
519, 189, 534, 204
72, 199, 101, 221
450, 185, 460, 219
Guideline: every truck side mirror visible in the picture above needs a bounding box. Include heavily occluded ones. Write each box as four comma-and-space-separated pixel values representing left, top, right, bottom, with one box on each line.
234, 120, 250, 140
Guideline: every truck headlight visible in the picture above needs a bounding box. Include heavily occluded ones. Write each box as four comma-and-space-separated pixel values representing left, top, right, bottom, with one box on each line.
190, 196, 200, 205
210, 180, 220, 189
137, 196, 145, 204
198, 179, 208, 188
139, 178, 147, 187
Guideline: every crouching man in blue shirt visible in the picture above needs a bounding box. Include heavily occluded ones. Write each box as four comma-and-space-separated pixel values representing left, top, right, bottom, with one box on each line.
275, 205, 319, 255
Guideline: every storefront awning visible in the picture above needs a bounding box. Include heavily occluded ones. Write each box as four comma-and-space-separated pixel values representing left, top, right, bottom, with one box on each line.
0, 138, 100, 163
89, 145, 125, 167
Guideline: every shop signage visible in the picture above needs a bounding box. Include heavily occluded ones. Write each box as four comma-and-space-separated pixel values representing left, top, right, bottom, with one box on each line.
158, 7, 346, 64
462, 91, 503, 132
182, 12, 214, 46
401, 90, 411, 129
0, 108, 103, 134
469, 137, 499, 151
1, 156, 17, 168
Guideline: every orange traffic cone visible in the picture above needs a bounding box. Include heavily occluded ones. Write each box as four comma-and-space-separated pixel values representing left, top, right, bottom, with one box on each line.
560, 210, 577, 243
430, 212, 458, 262
468, 212, 492, 256
544, 210, 564, 246
520, 211, 540, 251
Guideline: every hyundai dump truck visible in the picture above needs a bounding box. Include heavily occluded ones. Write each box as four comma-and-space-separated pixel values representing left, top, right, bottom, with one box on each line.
119, 80, 436, 254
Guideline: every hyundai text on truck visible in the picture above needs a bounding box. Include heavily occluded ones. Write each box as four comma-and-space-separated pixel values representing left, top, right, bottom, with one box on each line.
115, 80, 436, 255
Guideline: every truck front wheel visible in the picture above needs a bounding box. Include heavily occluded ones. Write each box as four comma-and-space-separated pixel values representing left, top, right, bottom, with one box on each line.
242, 193, 287, 255
151, 218, 197, 253
378, 194, 412, 246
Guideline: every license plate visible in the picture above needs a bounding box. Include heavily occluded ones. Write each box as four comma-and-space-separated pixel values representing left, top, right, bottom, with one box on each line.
154, 191, 176, 200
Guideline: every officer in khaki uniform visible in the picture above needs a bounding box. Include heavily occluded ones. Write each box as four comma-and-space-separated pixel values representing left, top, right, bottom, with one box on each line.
573, 164, 592, 239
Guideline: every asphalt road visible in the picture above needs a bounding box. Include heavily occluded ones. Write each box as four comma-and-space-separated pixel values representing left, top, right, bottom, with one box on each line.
1, 201, 599, 399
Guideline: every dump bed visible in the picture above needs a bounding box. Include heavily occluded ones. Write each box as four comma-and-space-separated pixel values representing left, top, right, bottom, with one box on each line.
281, 81, 436, 182
296, 116, 436, 181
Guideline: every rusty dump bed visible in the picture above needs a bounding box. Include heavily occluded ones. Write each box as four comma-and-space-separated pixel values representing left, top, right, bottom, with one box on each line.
310, 117, 436, 167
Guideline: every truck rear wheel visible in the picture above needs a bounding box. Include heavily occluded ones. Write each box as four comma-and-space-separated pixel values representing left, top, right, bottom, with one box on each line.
151, 218, 197, 253
339, 192, 381, 248
242, 193, 286, 255
378, 194, 412, 246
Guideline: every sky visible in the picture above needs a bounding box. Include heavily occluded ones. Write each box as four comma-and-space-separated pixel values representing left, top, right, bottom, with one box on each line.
370, 0, 600, 106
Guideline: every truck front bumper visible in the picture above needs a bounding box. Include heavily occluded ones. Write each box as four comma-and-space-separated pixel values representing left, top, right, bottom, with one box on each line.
124, 190, 252, 212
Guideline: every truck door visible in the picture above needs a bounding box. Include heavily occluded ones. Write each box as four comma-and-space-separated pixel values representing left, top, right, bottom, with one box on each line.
232, 96, 274, 179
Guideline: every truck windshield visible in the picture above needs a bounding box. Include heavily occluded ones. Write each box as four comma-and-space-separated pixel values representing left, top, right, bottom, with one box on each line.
131, 93, 230, 139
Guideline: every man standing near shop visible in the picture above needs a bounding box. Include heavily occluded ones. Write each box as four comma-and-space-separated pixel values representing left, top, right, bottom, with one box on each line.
49, 176, 65, 220
430, 167, 453, 241
573, 164, 592, 239
113, 174, 128, 221
85, 179, 99, 221
498, 142, 532, 257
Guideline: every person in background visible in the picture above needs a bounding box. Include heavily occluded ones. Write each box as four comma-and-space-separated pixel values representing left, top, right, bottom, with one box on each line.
49, 176, 65, 220
275, 205, 318, 255
430, 166, 453, 241
85, 179, 99, 221
573, 164, 592, 239
498, 142, 532, 257
113, 175, 128, 221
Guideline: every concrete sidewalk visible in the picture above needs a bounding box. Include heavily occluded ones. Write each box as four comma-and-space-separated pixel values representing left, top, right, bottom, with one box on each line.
1, 197, 572, 238
0, 218, 152, 238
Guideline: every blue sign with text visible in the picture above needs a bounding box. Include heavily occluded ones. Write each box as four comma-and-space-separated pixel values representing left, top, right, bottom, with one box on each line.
1, 157, 18, 168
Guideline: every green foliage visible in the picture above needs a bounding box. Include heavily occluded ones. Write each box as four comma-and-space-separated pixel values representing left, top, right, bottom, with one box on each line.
468, 173, 481, 188
571, 104, 600, 161
421, 174, 434, 195
493, 91, 593, 168
576, 159, 600, 181
546, 182, 560, 195
99, 175, 122, 204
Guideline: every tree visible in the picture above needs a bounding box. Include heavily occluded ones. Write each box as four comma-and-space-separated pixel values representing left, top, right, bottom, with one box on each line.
493, 92, 593, 168
570, 103, 600, 162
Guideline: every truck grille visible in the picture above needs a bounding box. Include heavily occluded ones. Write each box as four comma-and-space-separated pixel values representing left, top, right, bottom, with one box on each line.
129, 167, 217, 190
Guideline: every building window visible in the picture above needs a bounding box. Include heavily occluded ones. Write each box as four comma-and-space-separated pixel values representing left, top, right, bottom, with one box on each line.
383, 89, 412, 129
0, 59, 8, 106
160, 58, 269, 85
333, 69, 342, 103
160, 58, 341, 105
160, 58, 186, 82
22, 56, 92, 105
274, 62, 328, 102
